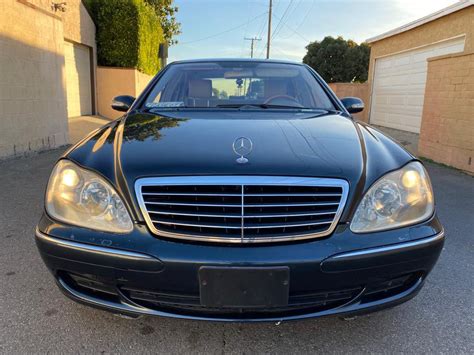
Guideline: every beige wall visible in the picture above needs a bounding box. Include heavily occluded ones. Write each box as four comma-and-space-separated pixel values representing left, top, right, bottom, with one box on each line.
61, 0, 97, 114
136, 70, 153, 95
366, 5, 474, 171
368, 6, 474, 80
0, 0, 68, 159
418, 52, 474, 174
328, 83, 369, 121
61, 0, 95, 48
97, 67, 153, 119
367, 6, 474, 122
0, 0, 96, 159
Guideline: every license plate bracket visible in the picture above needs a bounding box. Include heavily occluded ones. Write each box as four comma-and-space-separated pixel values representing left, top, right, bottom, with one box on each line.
199, 266, 289, 308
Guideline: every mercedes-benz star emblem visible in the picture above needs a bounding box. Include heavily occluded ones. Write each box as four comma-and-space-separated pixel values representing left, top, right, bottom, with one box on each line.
232, 137, 253, 164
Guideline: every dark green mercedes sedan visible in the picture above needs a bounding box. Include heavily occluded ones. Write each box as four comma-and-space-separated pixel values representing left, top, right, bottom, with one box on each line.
35, 59, 444, 322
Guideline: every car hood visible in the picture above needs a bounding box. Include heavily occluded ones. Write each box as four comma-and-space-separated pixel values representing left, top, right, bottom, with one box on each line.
120, 111, 362, 178
66, 110, 414, 221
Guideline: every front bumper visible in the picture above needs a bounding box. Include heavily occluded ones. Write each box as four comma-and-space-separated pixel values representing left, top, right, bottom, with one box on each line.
35, 216, 445, 322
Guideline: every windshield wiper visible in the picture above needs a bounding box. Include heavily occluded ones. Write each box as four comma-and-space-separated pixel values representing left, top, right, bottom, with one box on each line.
314, 109, 343, 115
143, 106, 181, 112
259, 103, 305, 109
215, 103, 306, 110
216, 104, 342, 113
215, 103, 264, 109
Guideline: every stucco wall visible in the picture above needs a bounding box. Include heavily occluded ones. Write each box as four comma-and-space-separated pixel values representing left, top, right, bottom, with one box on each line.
366, 5, 473, 171
368, 6, 474, 81
367, 6, 474, 121
136, 70, 154, 97
0, 0, 68, 159
418, 52, 474, 174
97, 67, 153, 119
61, 0, 97, 113
328, 83, 369, 122
0, 0, 97, 159
61, 0, 95, 48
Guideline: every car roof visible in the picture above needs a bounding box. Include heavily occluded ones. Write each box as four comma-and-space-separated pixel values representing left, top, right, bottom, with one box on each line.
169, 58, 304, 66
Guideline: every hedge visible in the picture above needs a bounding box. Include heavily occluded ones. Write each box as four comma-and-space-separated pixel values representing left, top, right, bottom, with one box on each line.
84, 0, 163, 75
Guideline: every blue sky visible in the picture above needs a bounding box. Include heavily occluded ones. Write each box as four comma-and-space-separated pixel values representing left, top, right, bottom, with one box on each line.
169, 0, 458, 62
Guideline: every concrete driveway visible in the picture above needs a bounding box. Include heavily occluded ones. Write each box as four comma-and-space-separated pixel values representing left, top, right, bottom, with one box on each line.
68, 115, 113, 145
0, 149, 472, 354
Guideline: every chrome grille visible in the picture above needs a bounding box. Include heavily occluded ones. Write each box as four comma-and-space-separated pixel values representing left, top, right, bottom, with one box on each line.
135, 176, 348, 243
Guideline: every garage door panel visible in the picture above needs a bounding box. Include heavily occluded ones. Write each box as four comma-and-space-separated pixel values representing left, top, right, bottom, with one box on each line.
406, 95, 424, 107
394, 56, 410, 66
370, 37, 465, 133
410, 72, 427, 85
378, 60, 392, 70
408, 62, 428, 72
388, 96, 405, 105
374, 95, 389, 105
377, 84, 425, 95
377, 105, 422, 117
413, 51, 431, 63
64, 41, 92, 117
386, 112, 421, 132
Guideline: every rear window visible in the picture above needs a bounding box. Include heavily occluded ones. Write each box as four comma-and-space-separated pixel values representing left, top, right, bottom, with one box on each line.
143, 61, 335, 110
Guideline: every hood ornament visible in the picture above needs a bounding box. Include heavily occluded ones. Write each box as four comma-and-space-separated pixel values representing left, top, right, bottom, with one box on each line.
233, 137, 253, 164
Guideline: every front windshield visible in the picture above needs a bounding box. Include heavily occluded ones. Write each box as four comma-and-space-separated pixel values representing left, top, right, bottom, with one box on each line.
143, 61, 336, 110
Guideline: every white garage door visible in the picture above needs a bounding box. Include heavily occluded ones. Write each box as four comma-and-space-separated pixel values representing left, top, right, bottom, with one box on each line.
370, 37, 465, 133
64, 41, 92, 117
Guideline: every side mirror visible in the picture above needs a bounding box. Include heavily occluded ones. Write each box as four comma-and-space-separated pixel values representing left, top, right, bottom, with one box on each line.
111, 95, 135, 112
340, 97, 364, 114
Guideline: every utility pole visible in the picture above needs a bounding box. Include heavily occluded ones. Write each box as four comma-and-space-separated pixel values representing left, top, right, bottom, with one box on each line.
266, 0, 272, 59
244, 37, 261, 58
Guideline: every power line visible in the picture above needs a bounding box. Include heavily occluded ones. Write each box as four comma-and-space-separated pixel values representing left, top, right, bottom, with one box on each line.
257, 9, 310, 59
180, 12, 267, 45
270, 0, 295, 41
279, 0, 316, 40
257, 0, 298, 59
288, 0, 304, 18
278, 0, 304, 36
244, 37, 262, 58
272, 11, 309, 42
239, 0, 252, 57
254, 15, 268, 54
294, 0, 316, 32
258, 0, 279, 59
258, 39, 267, 58
256, 15, 268, 39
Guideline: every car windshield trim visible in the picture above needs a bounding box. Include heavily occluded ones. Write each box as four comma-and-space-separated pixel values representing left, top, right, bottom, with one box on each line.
142, 106, 342, 117
141, 61, 338, 113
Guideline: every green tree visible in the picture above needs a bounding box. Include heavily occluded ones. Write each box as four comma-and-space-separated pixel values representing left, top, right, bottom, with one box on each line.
219, 90, 228, 99
83, 0, 164, 75
123, 115, 184, 141
303, 36, 370, 83
144, 0, 181, 45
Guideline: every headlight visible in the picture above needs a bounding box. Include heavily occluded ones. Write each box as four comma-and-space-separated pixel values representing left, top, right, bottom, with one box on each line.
45, 160, 133, 233
350, 162, 434, 233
